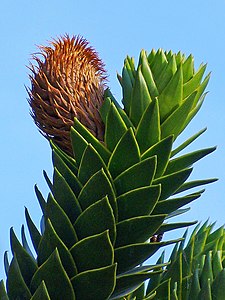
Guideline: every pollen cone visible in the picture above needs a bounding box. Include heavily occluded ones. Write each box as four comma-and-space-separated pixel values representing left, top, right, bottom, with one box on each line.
28, 35, 107, 155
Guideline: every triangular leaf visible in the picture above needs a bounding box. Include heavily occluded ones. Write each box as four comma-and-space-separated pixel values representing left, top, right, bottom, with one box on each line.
71, 264, 117, 300
115, 240, 179, 274
183, 64, 207, 98
31, 249, 75, 300
30, 281, 51, 300
73, 118, 111, 163
70, 127, 88, 165
150, 49, 168, 83
21, 225, 34, 259
0, 280, 9, 300
136, 99, 161, 153
165, 147, 216, 175
142, 135, 174, 178
78, 168, 117, 219
10, 228, 37, 286
171, 128, 207, 157
159, 221, 197, 234
140, 50, 159, 98
121, 66, 133, 114
4, 252, 9, 276
116, 215, 166, 247
74, 196, 116, 244
25, 208, 41, 254
34, 185, 46, 214
52, 149, 82, 196
161, 91, 197, 140
130, 66, 152, 126
53, 168, 82, 223
153, 168, 193, 200
117, 185, 161, 222
114, 156, 157, 196
175, 178, 217, 194
70, 230, 113, 272
6, 256, 32, 300
108, 128, 140, 178
45, 193, 78, 247
111, 271, 160, 300
37, 219, 77, 278
155, 54, 177, 93
153, 191, 202, 215
182, 54, 194, 83
158, 64, 183, 122
50, 140, 77, 174
78, 144, 107, 184
105, 102, 127, 152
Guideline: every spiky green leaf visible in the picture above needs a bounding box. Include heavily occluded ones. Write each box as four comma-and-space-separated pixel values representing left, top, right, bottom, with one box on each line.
74, 196, 116, 244
117, 185, 161, 222
30, 281, 51, 300
136, 99, 161, 153
31, 249, 75, 300
114, 156, 156, 196
70, 230, 113, 272
53, 168, 82, 223
37, 219, 77, 278
116, 215, 166, 247
105, 102, 127, 152
71, 264, 117, 300
45, 193, 78, 247
108, 128, 140, 178
78, 168, 117, 219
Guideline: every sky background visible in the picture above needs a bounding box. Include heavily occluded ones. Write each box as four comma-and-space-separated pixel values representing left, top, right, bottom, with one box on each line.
0, 0, 225, 280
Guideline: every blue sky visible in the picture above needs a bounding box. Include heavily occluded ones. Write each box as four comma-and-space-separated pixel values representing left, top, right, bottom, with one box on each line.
0, 0, 225, 280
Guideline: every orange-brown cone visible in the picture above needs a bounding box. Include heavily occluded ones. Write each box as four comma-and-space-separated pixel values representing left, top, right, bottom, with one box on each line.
28, 35, 107, 155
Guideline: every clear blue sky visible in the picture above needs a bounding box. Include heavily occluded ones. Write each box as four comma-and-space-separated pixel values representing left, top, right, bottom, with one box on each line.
0, 0, 225, 280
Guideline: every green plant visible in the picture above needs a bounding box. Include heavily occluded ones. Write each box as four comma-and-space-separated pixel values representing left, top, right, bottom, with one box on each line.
0, 36, 219, 299
128, 221, 225, 300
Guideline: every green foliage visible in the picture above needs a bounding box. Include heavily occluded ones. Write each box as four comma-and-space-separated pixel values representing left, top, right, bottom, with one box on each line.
1, 49, 218, 299
145, 222, 225, 300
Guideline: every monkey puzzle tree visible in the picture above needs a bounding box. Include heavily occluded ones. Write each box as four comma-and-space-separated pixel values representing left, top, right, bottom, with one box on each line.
0, 35, 224, 299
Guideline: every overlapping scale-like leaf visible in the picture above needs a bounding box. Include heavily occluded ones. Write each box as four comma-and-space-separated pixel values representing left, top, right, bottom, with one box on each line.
136, 99, 161, 153
71, 264, 117, 300
115, 239, 181, 275
74, 196, 116, 244
70, 230, 113, 272
78, 143, 107, 184
45, 193, 78, 247
30, 281, 50, 300
3, 48, 217, 299
114, 156, 156, 195
145, 222, 225, 299
78, 168, 117, 219
37, 219, 77, 278
73, 118, 111, 164
152, 191, 203, 215
108, 128, 140, 178
141, 135, 173, 178
52, 168, 82, 223
30, 249, 75, 300
110, 265, 165, 300
0, 281, 9, 300
6, 256, 32, 299
105, 101, 127, 152
116, 215, 166, 247
25, 208, 41, 254
10, 228, 37, 286
52, 150, 82, 195
117, 185, 161, 221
